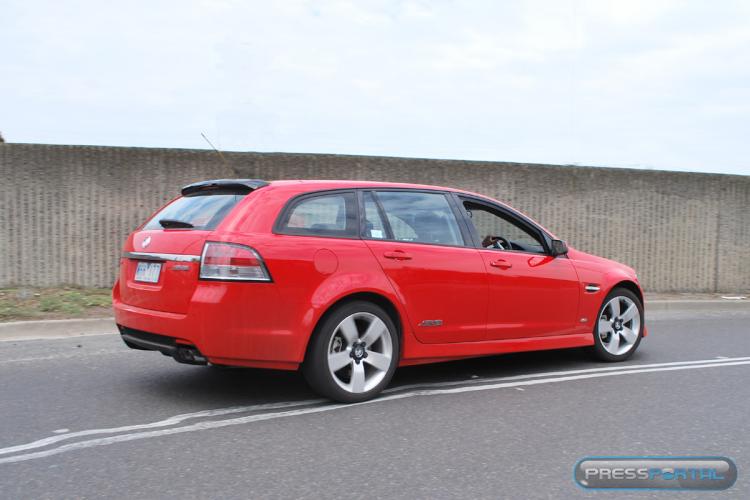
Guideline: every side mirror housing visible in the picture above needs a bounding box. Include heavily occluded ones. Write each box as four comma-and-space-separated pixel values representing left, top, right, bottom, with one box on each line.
550, 239, 568, 257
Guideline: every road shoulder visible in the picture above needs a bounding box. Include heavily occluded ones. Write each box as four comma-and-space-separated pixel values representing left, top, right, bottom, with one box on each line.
0, 318, 117, 342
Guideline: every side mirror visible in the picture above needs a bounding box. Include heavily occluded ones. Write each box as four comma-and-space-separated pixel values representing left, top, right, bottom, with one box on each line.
550, 239, 568, 257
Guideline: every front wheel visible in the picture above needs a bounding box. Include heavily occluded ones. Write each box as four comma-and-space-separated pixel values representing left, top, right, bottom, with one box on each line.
587, 287, 644, 362
303, 301, 399, 403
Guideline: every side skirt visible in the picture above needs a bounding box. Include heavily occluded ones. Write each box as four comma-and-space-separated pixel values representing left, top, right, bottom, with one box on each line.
399, 333, 594, 367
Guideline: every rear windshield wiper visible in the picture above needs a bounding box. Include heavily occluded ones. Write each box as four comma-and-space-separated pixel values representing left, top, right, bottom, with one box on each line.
159, 219, 194, 229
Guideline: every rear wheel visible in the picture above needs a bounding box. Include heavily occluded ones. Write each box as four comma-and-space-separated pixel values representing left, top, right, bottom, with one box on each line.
587, 287, 643, 361
303, 301, 399, 403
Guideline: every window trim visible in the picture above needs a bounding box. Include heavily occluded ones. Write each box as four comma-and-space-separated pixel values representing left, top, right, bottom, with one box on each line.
273, 189, 360, 239
360, 188, 470, 248
358, 190, 393, 240
272, 187, 555, 254
454, 193, 553, 255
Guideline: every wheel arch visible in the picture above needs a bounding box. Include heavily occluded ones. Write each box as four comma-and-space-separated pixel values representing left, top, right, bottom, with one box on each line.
608, 279, 644, 305
303, 291, 404, 362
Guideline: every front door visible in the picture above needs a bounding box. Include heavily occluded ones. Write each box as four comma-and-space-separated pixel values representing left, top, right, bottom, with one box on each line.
459, 196, 580, 340
362, 190, 488, 344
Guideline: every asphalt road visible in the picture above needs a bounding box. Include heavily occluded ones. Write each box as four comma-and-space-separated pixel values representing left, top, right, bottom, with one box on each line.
1, 308, 749, 499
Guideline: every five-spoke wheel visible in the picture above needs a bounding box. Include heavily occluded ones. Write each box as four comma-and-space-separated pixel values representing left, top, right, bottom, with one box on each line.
326, 312, 394, 394
304, 301, 399, 403
588, 287, 643, 361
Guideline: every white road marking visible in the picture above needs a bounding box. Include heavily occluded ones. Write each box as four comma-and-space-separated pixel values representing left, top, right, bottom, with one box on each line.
384, 356, 750, 394
1, 357, 749, 465
52, 429, 69, 434
0, 399, 324, 457
4, 356, 745, 458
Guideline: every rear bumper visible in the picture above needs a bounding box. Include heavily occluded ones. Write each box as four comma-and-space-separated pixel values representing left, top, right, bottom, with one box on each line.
112, 285, 302, 371
119, 326, 178, 355
119, 325, 208, 365
122, 325, 184, 356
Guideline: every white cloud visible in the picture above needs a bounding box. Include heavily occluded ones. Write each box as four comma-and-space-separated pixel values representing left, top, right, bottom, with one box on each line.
0, 0, 748, 174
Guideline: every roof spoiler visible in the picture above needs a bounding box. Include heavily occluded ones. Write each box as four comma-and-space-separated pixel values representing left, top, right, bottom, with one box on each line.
181, 179, 269, 197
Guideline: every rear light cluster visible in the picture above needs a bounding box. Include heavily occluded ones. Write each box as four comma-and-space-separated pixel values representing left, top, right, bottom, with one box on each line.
199, 242, 271, 282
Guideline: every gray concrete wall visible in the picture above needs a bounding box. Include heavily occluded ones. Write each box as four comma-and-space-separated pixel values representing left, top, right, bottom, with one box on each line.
1, 143, 747, 292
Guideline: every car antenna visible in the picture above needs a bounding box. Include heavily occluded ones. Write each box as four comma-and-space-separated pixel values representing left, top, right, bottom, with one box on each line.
201, 132, 228, 166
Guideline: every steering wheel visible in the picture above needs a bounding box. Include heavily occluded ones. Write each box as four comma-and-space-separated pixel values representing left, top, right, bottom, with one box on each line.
491, 236, 511, 250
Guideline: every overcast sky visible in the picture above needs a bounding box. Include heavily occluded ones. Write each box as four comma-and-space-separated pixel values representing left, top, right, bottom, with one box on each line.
1, 0, 749, 175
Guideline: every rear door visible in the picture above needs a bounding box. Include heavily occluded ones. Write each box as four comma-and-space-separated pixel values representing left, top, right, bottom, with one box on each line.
119, 192, 248, 314
362, 190, 488, 343
457, 195, 579, 339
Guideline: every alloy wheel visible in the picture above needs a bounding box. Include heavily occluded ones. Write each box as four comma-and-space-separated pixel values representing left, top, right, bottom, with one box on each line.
598, 295, 641, 356
327, 312, 393, 394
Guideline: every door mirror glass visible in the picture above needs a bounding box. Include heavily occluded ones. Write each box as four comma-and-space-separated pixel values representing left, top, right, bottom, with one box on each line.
550, 239, 568, 256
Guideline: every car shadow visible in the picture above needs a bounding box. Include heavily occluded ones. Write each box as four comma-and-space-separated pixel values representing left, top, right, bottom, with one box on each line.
391, 347, 636, 387
132, 346, 647, 408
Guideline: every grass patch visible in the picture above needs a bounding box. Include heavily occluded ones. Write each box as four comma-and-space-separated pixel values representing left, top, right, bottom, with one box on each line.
0, 287, 112, 322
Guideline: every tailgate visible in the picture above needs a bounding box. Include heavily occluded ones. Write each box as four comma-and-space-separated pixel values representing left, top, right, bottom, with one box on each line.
117, 180, 265, 314
119, 230, 209, 314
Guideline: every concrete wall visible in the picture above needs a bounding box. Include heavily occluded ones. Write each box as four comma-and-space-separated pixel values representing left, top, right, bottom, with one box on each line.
1, 143, 748, 292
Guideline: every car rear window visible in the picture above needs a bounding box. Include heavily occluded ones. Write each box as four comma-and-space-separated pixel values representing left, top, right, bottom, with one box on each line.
142, 194, 245, 231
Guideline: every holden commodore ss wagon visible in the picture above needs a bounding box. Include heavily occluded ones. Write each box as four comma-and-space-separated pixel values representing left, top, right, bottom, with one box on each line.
113, 179, 646, 402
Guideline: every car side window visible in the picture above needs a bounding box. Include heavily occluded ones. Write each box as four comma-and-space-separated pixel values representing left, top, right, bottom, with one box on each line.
463, 200, 546, 253
279, 192, 358, 237
375, 191, 464, 246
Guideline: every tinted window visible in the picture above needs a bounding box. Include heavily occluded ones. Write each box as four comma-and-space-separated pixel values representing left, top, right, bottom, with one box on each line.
463, 200, 545, 253
279, 192, 358, 237
376, 191, 463, 246
143, 194, 244, 230
362, 192, 387, 239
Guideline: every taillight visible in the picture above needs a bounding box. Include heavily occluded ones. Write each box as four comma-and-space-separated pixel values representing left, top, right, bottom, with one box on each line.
199, 242, 271, 282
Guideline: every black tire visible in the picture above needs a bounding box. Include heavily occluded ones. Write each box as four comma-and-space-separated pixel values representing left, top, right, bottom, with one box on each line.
586, 287, 644, 362
303, 300, 400, 403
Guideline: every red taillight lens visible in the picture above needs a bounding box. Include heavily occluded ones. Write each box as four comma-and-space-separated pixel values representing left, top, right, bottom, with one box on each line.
200, 242, 271, 281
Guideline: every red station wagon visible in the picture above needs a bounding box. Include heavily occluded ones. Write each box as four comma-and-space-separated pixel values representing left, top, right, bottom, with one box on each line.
113, 179, 646, 402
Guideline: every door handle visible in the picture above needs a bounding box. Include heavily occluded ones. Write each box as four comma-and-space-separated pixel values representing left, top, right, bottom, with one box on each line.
383, 250, 412, 261
489, 259, 512, 269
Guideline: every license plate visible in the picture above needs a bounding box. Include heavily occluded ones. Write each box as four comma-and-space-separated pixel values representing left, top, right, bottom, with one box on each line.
134, 261, 162, 283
